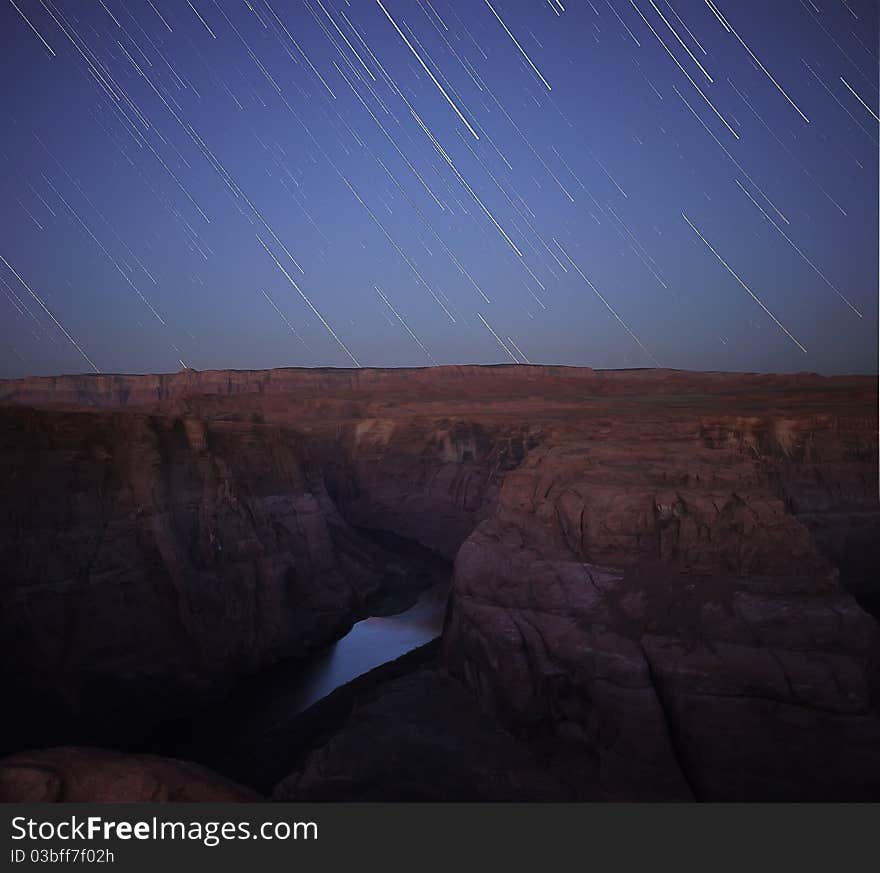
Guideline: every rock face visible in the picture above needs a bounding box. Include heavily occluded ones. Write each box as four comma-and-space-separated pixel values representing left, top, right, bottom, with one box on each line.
442, 404, 880, 800
1, 365, 878, 800
0, 748, 259, 802
272, 667, 567, 802
445, 521, 879, 801
0, 406, 442, 751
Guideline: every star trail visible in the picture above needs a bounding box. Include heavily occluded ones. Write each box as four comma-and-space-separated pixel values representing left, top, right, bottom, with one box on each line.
0, 0, 877, 377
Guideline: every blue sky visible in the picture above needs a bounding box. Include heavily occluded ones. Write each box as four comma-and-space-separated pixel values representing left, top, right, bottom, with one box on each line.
1, 0, 877, 376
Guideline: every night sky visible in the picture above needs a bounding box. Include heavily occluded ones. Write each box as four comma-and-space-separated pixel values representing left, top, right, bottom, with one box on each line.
1, 0, 877, 378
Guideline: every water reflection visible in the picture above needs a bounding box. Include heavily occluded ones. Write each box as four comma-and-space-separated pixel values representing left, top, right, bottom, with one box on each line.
280, 582, 449, 716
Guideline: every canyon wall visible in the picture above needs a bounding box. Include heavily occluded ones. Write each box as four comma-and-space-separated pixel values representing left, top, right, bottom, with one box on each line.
0, 405, 440, 751
1, 365, 877, 798
442, 411, 880, 799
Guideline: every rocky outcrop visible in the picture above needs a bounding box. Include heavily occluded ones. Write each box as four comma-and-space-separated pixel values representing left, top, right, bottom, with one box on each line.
443, 412, 880, 800
0, 747, 260, 802
1, 365, 877, 800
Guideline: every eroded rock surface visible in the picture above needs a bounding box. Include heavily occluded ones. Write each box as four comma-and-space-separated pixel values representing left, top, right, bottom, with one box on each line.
443, 409, 880, 799
1, 365, 877, 799
0, 406, 441, 751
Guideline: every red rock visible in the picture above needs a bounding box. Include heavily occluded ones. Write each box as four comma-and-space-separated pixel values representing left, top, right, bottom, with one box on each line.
0, 747, 260, 802
1, 365, 877, 799
0, 406, 442, 749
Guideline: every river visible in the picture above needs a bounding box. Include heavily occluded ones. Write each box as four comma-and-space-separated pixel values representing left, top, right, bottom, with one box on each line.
277, 580, 449, 715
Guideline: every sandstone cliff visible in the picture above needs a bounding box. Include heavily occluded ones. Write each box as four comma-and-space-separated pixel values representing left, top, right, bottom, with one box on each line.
0, 405, 442, 751
1, 365, 877, 799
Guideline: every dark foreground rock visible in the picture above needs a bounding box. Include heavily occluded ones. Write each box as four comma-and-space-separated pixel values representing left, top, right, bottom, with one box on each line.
0, 748, 260, 802
272, 667, 568, 801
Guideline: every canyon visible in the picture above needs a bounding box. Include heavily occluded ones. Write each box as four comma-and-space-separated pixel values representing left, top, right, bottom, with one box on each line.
0, 364, 878, 800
